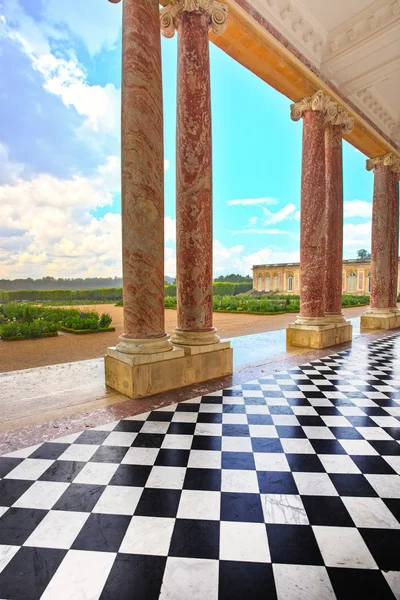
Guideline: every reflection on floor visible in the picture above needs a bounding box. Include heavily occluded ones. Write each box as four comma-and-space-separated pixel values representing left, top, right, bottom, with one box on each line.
1, 332, 400, 599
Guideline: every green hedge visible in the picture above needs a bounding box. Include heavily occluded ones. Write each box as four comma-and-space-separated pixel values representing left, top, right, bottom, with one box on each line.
0, 283, 253, 303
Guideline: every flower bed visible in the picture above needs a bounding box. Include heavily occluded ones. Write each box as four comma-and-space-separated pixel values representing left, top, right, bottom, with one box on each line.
60, 326, 115, 334
0, 303, 114, 341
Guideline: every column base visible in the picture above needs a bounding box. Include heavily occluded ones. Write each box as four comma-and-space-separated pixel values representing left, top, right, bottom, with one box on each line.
105, 342, 233, 399
286, 319, 353, 349
360, 308, 400, 331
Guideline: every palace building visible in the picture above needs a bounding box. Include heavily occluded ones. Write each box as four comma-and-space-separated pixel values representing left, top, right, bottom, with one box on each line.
253, 259, 400, 295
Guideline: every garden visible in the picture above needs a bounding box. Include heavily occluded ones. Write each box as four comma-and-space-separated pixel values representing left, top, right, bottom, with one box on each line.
0, 304, 114, 341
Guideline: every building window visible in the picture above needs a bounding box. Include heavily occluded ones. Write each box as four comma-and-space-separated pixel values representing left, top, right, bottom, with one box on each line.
348, 272, 357, 293
358, 271, 364, 290
257, 276, 262, 292
288, 273, 293, 292
265, 275, 270, 292
273, 275, 278, 291
366, 272, 371, 293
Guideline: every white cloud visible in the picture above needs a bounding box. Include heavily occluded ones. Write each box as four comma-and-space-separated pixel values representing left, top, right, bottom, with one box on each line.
343, 222, 372, 249
343, 200, 372, 219
0, 143, 24, 184
230, 228, 291, 235
263, 203, 297, 225
165, 216, 176, 243
227, 197, 278, 206
164, 160, 170, 171
44, 0, 122, 56
0, 156, 122, 278
249, 216, 258, 225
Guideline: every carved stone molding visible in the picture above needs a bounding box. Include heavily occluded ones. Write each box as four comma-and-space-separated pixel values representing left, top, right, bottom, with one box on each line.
290, 90, 354, 133
366, 152, 400, 174
160, 0, 228, 38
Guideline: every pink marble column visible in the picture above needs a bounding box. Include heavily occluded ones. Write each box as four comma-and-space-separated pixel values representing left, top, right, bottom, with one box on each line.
114, 0, 172, 354
369, 163, 399, 311
298, 109, 327, 319
324, 124, 344, 317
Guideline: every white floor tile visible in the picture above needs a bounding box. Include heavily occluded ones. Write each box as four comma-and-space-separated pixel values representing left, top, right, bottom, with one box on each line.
318, 454, 361, 474
162, 435, 193, 450
383, 455, 400, 474
4, 458, 54, 481
281, 439, 315, 454
338, 440, 378, 455
293, 473, 338, 496
24, 510, 89, 549
271, 415, 300, 426
220, 521, 270, 562
261, 494, 308, 525
40, 549, 115, 600
73, 462, 119, 485
0, 545, 19, 575
119, 516, 175, 555
122, 447, 159, 465
93, 485, 143, 515
321, 416, 351, 428
222, 413, 248, 425
342, 497, 400, 529
58, 444, 97, 462
145, 466, 186, 489
383, 571, 400, 600
291, 407, 318, 416
313, 525, 377, 569
198, 404, 223, 414
3, 444, 42, 458
125, 412, 150, 420
140, 421, 170, 434
371, 416, 400, 427
222, 436, 252, 452
172, 412, 198, 423
254, 452, 290, 472
356, 427, 393, 441
159, 557, 218, 600
221, 469, 259, 493
249, 425, 278, 438
102, 431, 137, 447
177, 490, 221, 521
194, 423, 222, 436
365, 474, 400, 498
245, 405, 270, 414
302, 427, 335, 440
13, 481, 69, 510
273, 563, 336, 600
188, 450, 221, 469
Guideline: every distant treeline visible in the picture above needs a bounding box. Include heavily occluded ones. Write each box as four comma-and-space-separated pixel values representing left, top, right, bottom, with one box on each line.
0, 282, 253, 303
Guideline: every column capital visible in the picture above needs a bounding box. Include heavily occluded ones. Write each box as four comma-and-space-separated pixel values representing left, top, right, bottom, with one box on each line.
160, 0, 228, 38
366, 152, 400, 174
290, 90, 354, 133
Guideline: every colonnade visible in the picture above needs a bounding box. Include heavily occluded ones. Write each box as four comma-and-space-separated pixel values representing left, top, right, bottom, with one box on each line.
105, 0, 400, 396
104, 0, 232, 399
287, 90, 400, 347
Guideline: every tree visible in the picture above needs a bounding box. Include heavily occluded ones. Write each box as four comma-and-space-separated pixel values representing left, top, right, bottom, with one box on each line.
357, 249, 371, 260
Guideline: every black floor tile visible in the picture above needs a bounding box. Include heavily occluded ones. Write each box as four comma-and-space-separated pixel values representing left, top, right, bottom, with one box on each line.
221, 492, 264, 523
197, 413, 223, 424
154, 449, 190, 467
191, 435, 222, 450
0, 478, 33, 507
222, 451, 255, 470
134, 488, 181, 518
0, 547, 67, 600
0, 507, 47, 545
90, 446, 129, 464
351, 455, 396, 474
276, 426, 306, 438
53, 483, 105, 512
222, 424, 250, 437
109, 464, 152, 486
302, 496, 355, 526
39, 460, 85, 482
132, 433, 165, 448
251, 438, 284, 453
257, 471, 298, 494
29, 443, 69, 460
219, 561, 277, 600
359, 528, 400, 571
369, 440, 400, 455
329, 473, 379, 497
113, 420, 145, 432
74, 430, 110, 445
247, 414, 274, 425
167, 422, 197, 434
310, 440, 346, 454
100, 554, 166, 600
183, 468, 221, 491
169, 518, 219, 559
327, 567, 395, 600
285, 453, 325, 472
266, 523, 323, 565
72, 513, 131, 552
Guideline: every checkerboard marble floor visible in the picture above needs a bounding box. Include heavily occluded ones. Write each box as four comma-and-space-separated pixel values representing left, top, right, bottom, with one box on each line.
1, 334, 400, 599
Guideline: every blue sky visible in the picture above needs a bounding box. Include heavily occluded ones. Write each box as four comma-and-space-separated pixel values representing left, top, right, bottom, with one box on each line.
0, 0, 375, 279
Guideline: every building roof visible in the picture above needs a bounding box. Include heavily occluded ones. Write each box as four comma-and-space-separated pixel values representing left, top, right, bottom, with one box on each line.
253, 258, 400, 270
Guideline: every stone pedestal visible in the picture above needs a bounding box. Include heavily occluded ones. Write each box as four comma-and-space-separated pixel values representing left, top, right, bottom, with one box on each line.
360, 309, 400, 331
105, 344, 233, 399
287, 320, 353, 349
